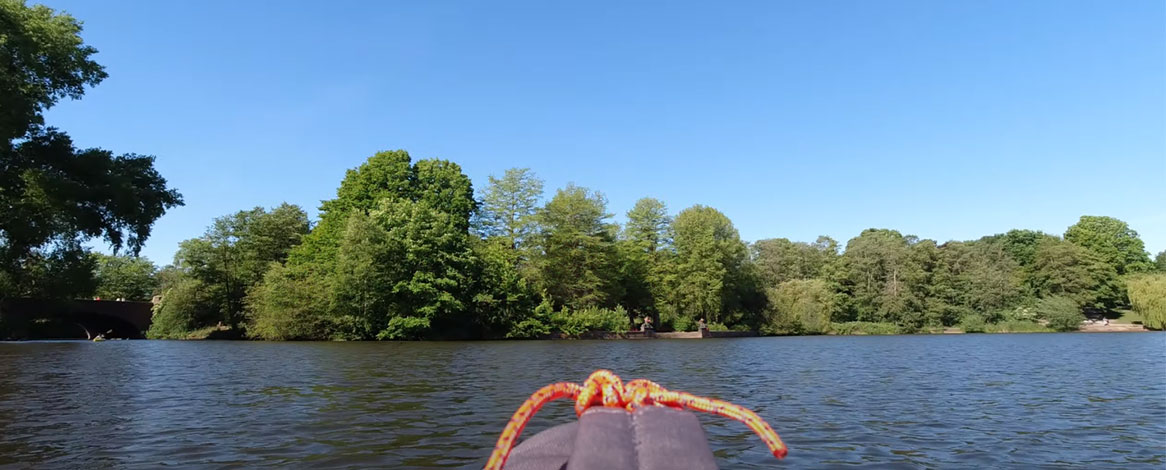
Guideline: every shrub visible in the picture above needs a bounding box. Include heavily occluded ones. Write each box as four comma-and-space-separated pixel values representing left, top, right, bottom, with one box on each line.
828, 321, 901, 335
707, 322, 730, 332
959, 314, 987, 333
551, 306, 630, 337
1002, 305, 1038, 323
377, 316, 431, 340
986, 320, 1050, 333
1127, 274, 1166, 330
659, 308, 694, 332
1035, 296, 1084, 332
506, 318, 551, 339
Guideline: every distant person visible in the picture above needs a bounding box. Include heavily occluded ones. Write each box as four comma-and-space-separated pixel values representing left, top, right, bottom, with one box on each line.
697, 318, 707, 331
641, 316, 655, 332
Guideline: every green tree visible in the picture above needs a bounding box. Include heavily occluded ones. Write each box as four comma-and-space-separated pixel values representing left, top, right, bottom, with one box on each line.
0, 0, 107, 141
246, 264, 331, 340
617, 198, 672, 317
1028, 237, 1121, 310
250, 152, 478, 340
330, 199, 475, 339
660, 205, 751, 325
0, 2, 181, 299
925, 241, 1025, 325
978, 229, 1058, 268
532, 184, 620, 310
289, 150, 415, 267
473, 168, 544, 247
147, 277, 216, 339
166, 204, 310, 330
835, 229, 927, 326
1064, 216, 1152, 275
1154, 250, 1166, 272
764, 279, 834, 334
469, 237, 537, 337
9, 241, 96, 299
1126, 274, 1166, 330
752, 236, 838, 287
92, 254, 157, 301
1035, 296, 1083, 332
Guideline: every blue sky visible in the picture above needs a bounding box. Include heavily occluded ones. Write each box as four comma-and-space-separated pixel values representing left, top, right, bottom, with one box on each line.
43, 0, 1166, 264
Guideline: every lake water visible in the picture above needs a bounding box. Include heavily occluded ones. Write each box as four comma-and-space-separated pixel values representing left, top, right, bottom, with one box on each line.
0, 333, 1163, 469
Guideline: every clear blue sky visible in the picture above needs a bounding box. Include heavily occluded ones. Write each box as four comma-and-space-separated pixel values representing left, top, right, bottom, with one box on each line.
42, 0, 1166, 264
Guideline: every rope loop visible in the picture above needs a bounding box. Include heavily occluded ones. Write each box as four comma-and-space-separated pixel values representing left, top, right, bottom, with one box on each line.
484, 370, 787, 470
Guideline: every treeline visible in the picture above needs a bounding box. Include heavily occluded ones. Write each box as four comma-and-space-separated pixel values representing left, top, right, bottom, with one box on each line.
145, 150, 1166, 339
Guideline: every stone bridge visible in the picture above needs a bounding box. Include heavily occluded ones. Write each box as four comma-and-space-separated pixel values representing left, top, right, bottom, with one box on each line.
0, 298, 153, 339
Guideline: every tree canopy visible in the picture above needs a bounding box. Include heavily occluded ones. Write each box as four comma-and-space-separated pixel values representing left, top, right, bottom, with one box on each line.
0, 1, 180, 301
1064, 216, 1153, 275
0, 0, 107, 141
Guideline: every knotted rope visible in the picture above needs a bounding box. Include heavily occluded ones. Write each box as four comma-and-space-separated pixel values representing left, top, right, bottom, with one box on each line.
484, 369, 787, 470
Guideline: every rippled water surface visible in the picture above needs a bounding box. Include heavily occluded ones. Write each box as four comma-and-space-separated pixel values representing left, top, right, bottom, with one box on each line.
1, 333, 1164, 469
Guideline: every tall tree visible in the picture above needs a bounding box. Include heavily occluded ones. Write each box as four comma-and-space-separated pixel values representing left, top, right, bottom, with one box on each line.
532, 184, 619, 310
1156, 250, 1166, 272
765, 279, 834, 335
1126, 274, 1166, 330
835, 229, 927, 325
474, 168, 544, 247
168, 204, 310, 327
617, 198, 672, 317
978, 229, 1058, 268
0, 2, 181, 299
0, 0, 107, 141
925, 241, 1024, 325
661, 205, 751, 324
289, 150, 415, 266
623, 198, 672, 253
1064, 216, 1152, 275
752, 236, 839, 287
1028, 237, 1121, 310
92, 254, 158, 301
251, 152, 478, 340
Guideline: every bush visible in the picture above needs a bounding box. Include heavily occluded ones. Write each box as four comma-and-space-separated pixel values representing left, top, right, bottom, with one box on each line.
506, 318, 551, 339
658, 308, 694, 332
1035, 296, 1084, 332
550, 306, 630, 337
1002, 305, 1038, 323
707, 322, 730, 332
959, 314, 987, 333
829, 321, 901, 335
376, 316, 431, 340
986, 320, 1050, 333
1127, 274, 1166, 330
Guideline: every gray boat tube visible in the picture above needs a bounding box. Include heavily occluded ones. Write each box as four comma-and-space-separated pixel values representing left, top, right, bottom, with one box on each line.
501, 406, 719, 470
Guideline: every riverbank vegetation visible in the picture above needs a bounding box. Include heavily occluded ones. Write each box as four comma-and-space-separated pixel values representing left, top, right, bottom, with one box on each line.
1, 3, 1163, 341
143, 151, 1164, 340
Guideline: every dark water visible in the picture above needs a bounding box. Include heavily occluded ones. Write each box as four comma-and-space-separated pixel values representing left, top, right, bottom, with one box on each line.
1, 333, 1164, 469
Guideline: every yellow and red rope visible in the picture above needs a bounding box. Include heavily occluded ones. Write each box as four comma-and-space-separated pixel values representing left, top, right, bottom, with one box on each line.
484, 369, 787, 470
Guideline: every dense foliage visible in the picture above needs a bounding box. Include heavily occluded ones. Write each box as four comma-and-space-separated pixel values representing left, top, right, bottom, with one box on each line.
0, 1, 180, 303
1126, 274, 1166, 330
91, 254, 158, 301
141, 147, 1154, 339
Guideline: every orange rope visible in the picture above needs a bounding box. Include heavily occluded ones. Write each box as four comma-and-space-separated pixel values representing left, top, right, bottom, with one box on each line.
484, 370, 787, 470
